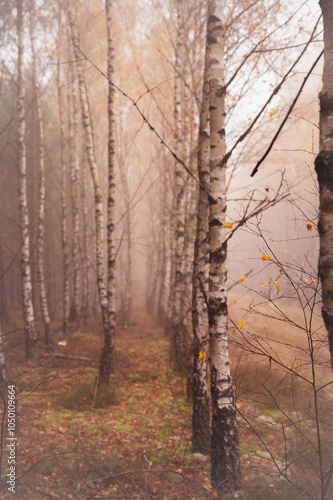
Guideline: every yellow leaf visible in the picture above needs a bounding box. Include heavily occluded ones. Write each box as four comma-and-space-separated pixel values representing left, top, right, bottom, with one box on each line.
260, 282, 268, 288
304, 278, 309, 284
58, 340, 67, 346
240, 276, 247, 283
269, 108, 277, 117
261, 255, 270, 261
311, 278, 316, 283
306, 221, 313, 232
224, 222, 233, 228
198, 351, 206, 361
274, 280, 280, 294
239, 320, 245, 330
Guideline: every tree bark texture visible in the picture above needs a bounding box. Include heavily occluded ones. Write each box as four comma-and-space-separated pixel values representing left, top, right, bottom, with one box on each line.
316, 0, 333, 369
57, 21, 70, 337
17, 0, 38, 361
192, 45, 211, 454
68, 7, 109, 361
30, 8, 54, 352
98, 0, 116, 385
68, 55, 81, 326
81, 155, 91, 321
170, 0, 187, 372
207, 0, 241, 493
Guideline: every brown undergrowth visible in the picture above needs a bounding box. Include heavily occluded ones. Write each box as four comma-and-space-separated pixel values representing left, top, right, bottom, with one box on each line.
0, 302, 332, 499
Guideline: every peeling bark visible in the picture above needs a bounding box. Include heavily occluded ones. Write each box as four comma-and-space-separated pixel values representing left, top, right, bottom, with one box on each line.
316, 0, 333, 369
17, 0, 38, 361
207, 0, 241, 493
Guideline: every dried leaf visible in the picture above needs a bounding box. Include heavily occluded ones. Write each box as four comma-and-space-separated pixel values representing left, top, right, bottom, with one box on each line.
198, 351, 206, 361
274, 280, 280, 294
239, 320, 245, 330
240, 276, 247, 283
261, 255, 270, 261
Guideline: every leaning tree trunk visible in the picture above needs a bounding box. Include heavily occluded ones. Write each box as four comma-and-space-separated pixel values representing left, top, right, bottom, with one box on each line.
30, 8, 54, 352
17, 0, 38, 361
68, 7, 110, 379
99, 0, 116, 384
207, 0, 241, 494
316, 0, 333, 369
192, 44, 211, 454
57, 18, 70, 337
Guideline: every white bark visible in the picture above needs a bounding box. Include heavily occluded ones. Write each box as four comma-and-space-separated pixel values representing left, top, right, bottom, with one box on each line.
30, 6, 53, 351
207, 0, 241, 493
17, 0, 38, 361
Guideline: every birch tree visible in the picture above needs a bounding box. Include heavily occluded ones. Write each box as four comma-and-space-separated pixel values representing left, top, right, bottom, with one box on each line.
170, 0, 187, 371
17, 0, 38, 361
192, 46, 210, 454
57, 17, 70, 336
30, 5, 54, 352
100, 0, 116, 382
68, 54, 81, 326
68, 4, 112, 383
315, 0, 333, 369
207, 0, 241, 492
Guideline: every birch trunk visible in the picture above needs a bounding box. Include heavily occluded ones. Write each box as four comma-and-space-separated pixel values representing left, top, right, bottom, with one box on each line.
316, 0, 333, 369
119, 160, 131, 325
170, 0, 187, 371
192, 47, 210, 454
207, 0, 241, 493
68, 56, 81, 326
81, 155, 91, 322
30, 8, 54, 352
57, 22, 70, 337
17, 0, 38, 361
68, 7, 110, 378
99, 0, 116, 384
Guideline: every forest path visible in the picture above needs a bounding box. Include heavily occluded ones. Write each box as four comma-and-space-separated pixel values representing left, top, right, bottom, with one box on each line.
2, 311, 215, 500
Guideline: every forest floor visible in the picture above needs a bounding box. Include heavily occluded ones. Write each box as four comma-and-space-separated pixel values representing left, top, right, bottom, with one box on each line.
0, 305, 332, 499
